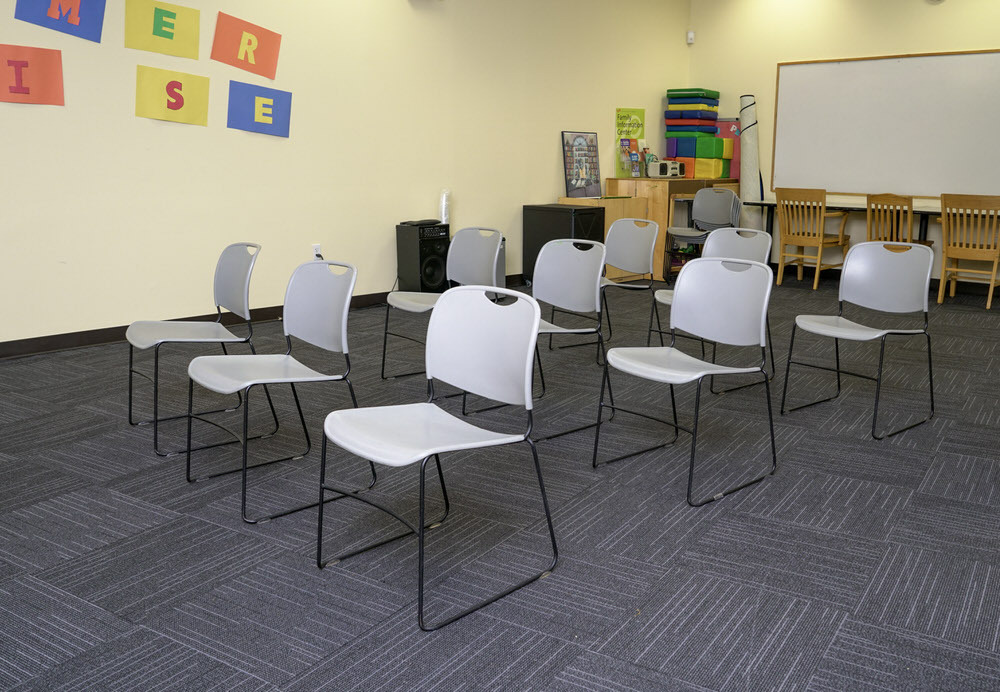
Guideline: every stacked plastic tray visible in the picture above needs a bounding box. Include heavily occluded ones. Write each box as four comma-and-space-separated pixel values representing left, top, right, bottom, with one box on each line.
664, 88, 733, 179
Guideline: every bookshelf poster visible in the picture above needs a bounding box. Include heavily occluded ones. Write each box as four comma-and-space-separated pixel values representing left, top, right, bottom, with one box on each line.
615, 107, 644, 178
561, 131, 601, 198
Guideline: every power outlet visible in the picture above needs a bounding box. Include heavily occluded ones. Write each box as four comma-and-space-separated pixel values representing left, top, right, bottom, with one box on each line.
312, 243, 322, 259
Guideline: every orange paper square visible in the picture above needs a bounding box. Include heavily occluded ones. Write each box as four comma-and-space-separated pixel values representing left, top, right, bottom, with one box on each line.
210, 12, 281, 80
1, 44, 64, 105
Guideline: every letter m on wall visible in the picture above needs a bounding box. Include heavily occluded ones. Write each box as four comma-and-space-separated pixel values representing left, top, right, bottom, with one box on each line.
15, 0, 108, 43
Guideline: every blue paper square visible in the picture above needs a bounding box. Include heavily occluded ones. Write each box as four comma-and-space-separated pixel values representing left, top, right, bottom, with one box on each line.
227, 81, 292, 138
15, 0, 107, 43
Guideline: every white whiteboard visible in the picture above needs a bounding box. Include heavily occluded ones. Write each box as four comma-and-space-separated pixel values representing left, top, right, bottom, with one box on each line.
772, 51, 1000, 197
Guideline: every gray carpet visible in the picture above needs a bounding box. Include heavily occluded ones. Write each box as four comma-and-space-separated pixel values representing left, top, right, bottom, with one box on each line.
2, 275, 999, 691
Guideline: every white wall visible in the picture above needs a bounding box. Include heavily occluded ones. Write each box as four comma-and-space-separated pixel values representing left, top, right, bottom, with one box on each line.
1, 0, 692, 341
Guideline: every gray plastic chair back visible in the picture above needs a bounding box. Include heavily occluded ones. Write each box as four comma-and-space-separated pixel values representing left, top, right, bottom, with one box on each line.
671, 258, 773, 347
840, 242, 933, 314
426, 286, 541, 409
282, 261, 358, 353
702, 228, 772, 264
214, 243, 261, 320
532, 240, 606, 314
605, 218, 659, 274
691, 188, 741, 232
446, 227, 503, 287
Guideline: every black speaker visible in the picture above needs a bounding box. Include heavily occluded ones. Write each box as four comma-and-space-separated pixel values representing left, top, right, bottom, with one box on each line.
522, 204, 605, 280
395, 221, 450, 292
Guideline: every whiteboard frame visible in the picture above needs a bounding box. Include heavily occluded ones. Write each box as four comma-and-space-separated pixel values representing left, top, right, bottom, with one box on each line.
770, 49, 1000, 198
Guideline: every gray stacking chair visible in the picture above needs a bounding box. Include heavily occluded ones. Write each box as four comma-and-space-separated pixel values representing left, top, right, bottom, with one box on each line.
381, 227, 502, 379
593, 257, 777, 507
317, 285, 558, 631
126, 242, 273, 456
781, 241, 934, 439
185, 260, 375, 524
649, 227, 775, 391
596, 218, 659, 344
664, 187, 741, 279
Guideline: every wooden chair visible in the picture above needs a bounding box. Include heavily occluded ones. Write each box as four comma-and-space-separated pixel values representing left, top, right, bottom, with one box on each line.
775, 188, 849, 289
938, 193, 1000, 309
866, 194, 933, 247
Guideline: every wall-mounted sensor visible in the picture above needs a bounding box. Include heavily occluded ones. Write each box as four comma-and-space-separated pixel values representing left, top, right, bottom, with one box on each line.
312, 244, 323, 260
686, 30, 695, 45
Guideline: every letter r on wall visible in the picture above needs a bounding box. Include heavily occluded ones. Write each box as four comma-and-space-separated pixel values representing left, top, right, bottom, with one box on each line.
238, 32, 259, 64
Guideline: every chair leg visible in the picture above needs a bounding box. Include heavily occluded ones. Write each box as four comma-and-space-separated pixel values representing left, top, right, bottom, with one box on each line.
416, 442, 558, 632
813, 245, 824, 290
937, 255, 948, 304
688, 371, 777, 507
871, 334, 936, 440
797, 246, 804, 281
781, 325, 844, 414
380, 303, 392, 379
534, 344, 546, 398
591, 365, 680, 468
776, 246, 787, 286
988, 258, 999, 310
602, 287, 613, 343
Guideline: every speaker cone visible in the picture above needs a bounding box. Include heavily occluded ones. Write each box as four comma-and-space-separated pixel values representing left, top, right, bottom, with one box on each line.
421, 256, 446, 289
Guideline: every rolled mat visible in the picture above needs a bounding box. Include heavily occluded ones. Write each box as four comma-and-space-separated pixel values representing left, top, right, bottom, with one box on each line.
667, 87, 721, 99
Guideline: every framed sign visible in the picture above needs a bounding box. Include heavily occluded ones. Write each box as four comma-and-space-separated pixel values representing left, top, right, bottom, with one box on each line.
561, 131, 601, 198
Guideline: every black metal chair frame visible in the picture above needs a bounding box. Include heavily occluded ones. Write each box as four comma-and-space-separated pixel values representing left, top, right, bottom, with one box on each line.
185, 335, 375, 524
316, 380, 559, 632
780, 305, 934, 440
127, 313, 281, 457
592, 334, 778, 507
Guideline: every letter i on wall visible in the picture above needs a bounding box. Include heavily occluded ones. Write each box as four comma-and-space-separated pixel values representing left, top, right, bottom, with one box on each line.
1, 44, 65, 105
14, 0, 108, 43
211, 13, 282, 79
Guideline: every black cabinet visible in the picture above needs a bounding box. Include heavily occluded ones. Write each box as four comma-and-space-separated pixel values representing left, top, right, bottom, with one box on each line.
522, 204, 605, 280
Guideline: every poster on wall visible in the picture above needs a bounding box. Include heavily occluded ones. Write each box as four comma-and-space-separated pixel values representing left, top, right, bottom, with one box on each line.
135, 65, 209, 125
561, 131, 601, 198
0, 44, 64, 105
15, 0, 108, 43
211, 13, 282, 80
227, 81, 291, 137
125, 0, 200, 59
614, 107, 644, 178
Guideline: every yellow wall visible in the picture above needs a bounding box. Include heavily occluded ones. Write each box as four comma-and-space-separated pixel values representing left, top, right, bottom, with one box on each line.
0, 0, 691, 341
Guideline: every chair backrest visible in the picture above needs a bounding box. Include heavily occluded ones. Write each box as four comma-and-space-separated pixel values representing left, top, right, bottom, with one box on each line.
775, 187, 827, 241
940, 193, 1000, 254
691, 187, 741, 231
214, 243, 261, 321
282, 261, 358, 353
605, 218, 658, 274
532, 240, 606, 314
702, 228, 772, 264
867, 193, 914, 243
426, 286, 540, 409
446, 227, 503, 286
840, 242, 933, 314
670, 258, 772, 347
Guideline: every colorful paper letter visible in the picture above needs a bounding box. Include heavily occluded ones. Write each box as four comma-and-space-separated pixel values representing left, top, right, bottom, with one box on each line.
135, 65, 208, 125
14, 0, 107, 43
0, 45, 64, 105
211, 13, 281, 79
125, 0, 199, 59
227, 81, 291, 137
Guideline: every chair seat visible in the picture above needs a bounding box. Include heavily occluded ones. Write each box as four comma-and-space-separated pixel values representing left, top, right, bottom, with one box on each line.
538, 317, 597, 335
188, 354, 338, 395
324, 402, 523, 467
601, 277, 651, 290
126, 320, 245, 350
667, 227, 711, 241
387, 291, 442, 313
795, 315, 923, 341
653, 289, 675, 306
607, 346, 758, 385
